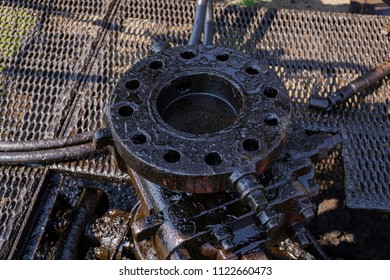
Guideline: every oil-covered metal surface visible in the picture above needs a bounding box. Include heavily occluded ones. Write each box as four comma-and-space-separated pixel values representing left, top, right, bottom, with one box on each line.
108, 45, 291, 193
87, 209, 134, 260
46, 0, 389, 211
18, 176, 137, 260
128, 126, 340, 260
54, 187, 108, 259
0, 0, 389, 259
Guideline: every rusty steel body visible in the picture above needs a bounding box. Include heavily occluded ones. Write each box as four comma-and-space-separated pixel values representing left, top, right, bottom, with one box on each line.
127, 126, 340, 259
108, 45, 291, 194
105, 42, 341, 259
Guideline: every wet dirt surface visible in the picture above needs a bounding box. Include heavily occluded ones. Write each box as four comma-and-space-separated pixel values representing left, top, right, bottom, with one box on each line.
309, 151, 390, 260
310, 188, 390, 259
59, 177, 138, 212
34, 177, 138, 260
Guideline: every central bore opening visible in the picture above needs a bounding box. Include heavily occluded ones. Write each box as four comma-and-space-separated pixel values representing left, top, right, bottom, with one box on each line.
157, 74, 243, 135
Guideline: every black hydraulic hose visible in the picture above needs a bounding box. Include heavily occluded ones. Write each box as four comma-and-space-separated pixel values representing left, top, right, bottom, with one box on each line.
0, 142, 96, 165
203, 0, 214, 45
188, 0, 208, 45
0, 131, 95, 152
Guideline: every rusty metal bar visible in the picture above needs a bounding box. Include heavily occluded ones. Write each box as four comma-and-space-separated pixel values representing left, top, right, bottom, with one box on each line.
309, 59, 390, 111
0, 131, 95, 152
54, 187, 108, 260
0, 143, 96, 165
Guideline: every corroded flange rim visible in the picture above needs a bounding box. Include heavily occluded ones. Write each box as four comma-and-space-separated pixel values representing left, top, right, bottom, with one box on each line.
109, 45, 291, 193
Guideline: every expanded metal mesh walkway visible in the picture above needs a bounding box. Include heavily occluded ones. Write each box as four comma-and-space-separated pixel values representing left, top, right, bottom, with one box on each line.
0, 0, 389, 258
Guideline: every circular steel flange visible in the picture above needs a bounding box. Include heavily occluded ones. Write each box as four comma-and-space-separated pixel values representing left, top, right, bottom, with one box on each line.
108, 45, 291, 193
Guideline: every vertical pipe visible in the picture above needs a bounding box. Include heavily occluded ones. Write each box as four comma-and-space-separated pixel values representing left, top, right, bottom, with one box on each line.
203, 0, 214, 45
188, 0, 208, 45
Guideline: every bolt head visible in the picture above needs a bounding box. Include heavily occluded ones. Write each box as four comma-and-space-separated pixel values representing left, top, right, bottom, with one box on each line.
245, 190, 268, 212
221, 239, 234, 251
296, 197, 315, 221
265, 218, 279, 230
257, 207, 279, 230
295, 232, 310, 248
302, 208, 315, 221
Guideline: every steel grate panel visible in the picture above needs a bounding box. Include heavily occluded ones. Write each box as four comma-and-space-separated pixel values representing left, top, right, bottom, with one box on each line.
0, 0, 389, 258
0, 166, 43, 259
52, 0, 196, 180
0, 0, 114, 142
0, 0, 116, 258
53, 0, 389, 211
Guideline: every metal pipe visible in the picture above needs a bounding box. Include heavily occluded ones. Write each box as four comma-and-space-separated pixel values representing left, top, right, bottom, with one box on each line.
0, 131, 95, 152
0, 142, 96, 165
203, 0, 214, 45
188, 0, 208, 45
55, 188, 108, 260
309, 59, 390, 111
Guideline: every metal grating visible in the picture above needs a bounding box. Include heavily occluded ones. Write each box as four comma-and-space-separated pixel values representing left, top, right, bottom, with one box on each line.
0, 166, 44, 259
0, 0, 389, 257
0, 0, 116, 258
